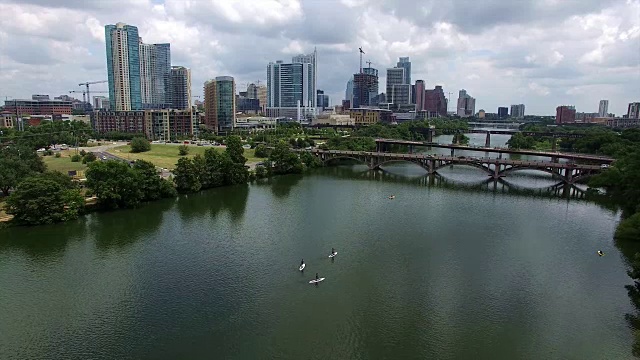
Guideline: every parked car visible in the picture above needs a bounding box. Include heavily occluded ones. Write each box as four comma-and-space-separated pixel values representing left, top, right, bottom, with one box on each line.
600, 164, 610, 169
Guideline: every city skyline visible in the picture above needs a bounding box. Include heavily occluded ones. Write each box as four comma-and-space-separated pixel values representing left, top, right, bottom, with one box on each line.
0, 0, 638, 115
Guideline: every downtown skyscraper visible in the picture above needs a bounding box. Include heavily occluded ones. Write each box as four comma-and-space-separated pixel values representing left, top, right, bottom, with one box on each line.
105, 23, 142, 111
266, 49, 317, 121
204, 76, 236, 132
106, 22, 173, 111
168, 66, 192, 110
139, 41, 171, 109
457, 89, 475, 117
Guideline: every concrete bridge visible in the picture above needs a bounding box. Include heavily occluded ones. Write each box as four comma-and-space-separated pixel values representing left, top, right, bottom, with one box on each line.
374, 138, 614, 164
300, 149, 603, 184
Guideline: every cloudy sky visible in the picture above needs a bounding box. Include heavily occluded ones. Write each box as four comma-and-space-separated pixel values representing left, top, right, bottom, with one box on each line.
0, 0, 638, 115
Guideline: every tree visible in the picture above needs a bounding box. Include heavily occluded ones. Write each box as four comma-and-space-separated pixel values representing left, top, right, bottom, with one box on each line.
85, 160, 143, 209
268, 141, 303, 175
201, 149, 228, 188
616, 213, 640, 242
178, 145, 189, 156
507, 133, 536, 150
255, 165, 268, 179
5, 172, 84, 225
0, 146, 46, 196
301, 151, 322, 169
254, 144, 268, 158
132, 160, 177, 201
590, 149, 640, 215
71, 154, 82, 162
82, 152, 97, 164
452, 133, 470, 145
173, 156, 202, 193
225, 135, 246, 165
130, 137, 151, 153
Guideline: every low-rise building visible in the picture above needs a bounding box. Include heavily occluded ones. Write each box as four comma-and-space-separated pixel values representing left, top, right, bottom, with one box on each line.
350, 108, 393, 125
145, 109, 199, 141
3, 99, 73, 115
92, 111, 148, 136
92, 109, 200, 140
606, 118, 640, 128
1, 112, 14, 128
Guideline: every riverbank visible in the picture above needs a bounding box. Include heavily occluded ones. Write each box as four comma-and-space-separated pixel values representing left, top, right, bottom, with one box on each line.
106, 144, 262, 170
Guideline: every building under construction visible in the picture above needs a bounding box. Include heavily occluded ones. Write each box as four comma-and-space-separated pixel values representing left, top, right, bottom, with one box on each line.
352, 67, 379, 109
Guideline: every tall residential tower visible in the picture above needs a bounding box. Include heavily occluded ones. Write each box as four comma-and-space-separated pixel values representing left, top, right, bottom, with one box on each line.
105, 22, 142, 111
168, 66, 192, 110
204, 76, 236, 133
599, 100, 609, 117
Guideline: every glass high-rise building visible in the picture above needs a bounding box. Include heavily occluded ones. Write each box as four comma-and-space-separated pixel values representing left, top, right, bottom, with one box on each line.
397, 57, 411, 85
204, 76, 236, 133
168, 66, 191, 110
139, 41, 171, 109
105, 22, 142, 111
266, 50, 317, 121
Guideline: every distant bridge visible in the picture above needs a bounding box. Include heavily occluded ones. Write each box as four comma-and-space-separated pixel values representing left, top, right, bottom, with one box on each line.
299, 149, 603, 184
374, 138, 614, 164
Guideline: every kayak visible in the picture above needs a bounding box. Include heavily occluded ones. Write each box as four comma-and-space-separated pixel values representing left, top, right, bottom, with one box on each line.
329, 252, 338, 258
299, 263, 305, 271
309, 278, 325, 284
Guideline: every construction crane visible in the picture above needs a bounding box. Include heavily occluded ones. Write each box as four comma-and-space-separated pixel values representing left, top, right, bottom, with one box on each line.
358, 47, 365, 74
69, 90, 108, 110
366, 60, 373, 68
78, 80, 107, 110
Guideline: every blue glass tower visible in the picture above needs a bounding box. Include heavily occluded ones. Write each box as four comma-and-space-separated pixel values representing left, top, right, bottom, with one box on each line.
105, 23, 142, 111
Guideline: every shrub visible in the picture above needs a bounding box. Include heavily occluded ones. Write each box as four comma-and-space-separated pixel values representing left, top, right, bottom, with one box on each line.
130, 137, 151, 153
79, 149, 87, 156
254, 144, 268, 158
54, 152, 61, 158
71, 154, 82, 162
82, 152, 97, 164
178, 145, 189, 156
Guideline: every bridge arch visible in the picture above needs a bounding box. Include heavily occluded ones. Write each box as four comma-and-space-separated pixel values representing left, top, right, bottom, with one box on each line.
499, 166, 564, 181
322, 156, 367, 165
433, 161, 493, 175
375, 159, 430, 172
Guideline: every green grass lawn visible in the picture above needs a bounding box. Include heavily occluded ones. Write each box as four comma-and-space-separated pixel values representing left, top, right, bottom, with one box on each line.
42, 152, 87, 174
107, 144, 261, 169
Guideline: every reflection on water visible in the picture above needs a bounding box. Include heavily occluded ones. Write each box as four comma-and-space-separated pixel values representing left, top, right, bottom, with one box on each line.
255, 174, 303, 199
176, 184, 249, 222
0, 217, 89, 263
318, 164, 596, 201
91, 198, 176, 252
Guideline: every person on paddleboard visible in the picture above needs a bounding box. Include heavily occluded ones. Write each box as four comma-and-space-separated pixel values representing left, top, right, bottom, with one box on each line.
301, 259, 304, 266
315, 273, 319, 280
331, 248, 335, 255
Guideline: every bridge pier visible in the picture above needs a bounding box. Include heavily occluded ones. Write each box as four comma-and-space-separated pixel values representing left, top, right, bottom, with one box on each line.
551, 138, 557, 152
450, 148, 455, 157
427, 129, 434, 143
427, 159, 436, 174
565, 168, 574, 184
485, 132, 491, 148
492, 162, 501, 179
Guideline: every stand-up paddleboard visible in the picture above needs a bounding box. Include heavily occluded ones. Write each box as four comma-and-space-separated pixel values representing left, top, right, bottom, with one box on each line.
329, 252, 338, 258
309, 278, 325, 284
299, 263, 305, 271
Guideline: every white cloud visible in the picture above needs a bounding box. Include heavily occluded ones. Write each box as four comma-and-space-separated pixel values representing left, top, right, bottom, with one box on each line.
529, 82, 551, 96
0, 0, 638, 115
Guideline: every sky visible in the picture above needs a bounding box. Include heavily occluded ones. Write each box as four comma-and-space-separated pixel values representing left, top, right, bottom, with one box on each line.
0, 0, 638, 116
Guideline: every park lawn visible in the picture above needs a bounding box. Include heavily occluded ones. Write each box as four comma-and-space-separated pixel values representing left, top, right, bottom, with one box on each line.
42, 151, 87, 174
107, 144, 260, 169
